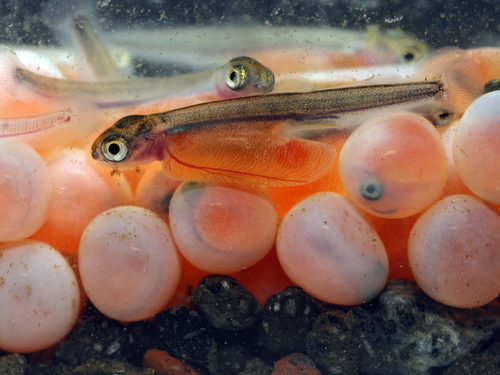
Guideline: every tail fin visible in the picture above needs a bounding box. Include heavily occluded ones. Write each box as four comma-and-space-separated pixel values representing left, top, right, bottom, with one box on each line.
414, 47, 484, 113
0, 45, 40, 103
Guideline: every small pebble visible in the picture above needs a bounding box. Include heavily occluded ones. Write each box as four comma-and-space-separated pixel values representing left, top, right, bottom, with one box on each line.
72, 358, 153, 375
374, 279, 500, 373
305, 311, 359, 375
55, 313, 146, 368
209, 344, 253, 375
259, 286, 325, 357
151, 306, 217, 373
442, 353, 500, 375
0, 353, 28, 375
143, 349, 202, 375
349, 306, 399, 374
192, 275, 262, 330
271, 353, 321, 375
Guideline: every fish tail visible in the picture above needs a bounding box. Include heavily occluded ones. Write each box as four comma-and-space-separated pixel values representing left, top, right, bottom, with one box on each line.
414, 47, 484, 113
0, 108, 72, 138
0, 45, 37, 103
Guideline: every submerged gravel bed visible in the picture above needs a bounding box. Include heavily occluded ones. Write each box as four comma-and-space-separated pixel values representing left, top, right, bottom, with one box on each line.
3, 277, 500, 375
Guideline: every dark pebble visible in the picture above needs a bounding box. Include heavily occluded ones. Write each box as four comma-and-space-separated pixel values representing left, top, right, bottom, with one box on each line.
259, 286, 326, 357
349, 306, 399, 374
25, 362, 72, 375
442, 353, 500, 375
239, 358, 272, 375
305, 310, 359, 375
54, 309, 148, 368
72, 358, 154, 375
151, 306, 217, 373
192, 275, 262, 330
374, 279, 500, 374
0, 353, 27, 375
209, 344, 253, 375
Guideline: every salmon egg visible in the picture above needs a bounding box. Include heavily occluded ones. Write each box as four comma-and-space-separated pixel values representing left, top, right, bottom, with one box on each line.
78, 206, 181, 322
169, 181, 278, 274
408, 195, 500, 308
0, 240, 81, 353
135, 162, 182, 224
276, 192, 388, 305
32, 148, 132, 256
0, 142, 52, 242
440, 121, 473, 197
453, 91, 500, 204
339, 113, 447, 218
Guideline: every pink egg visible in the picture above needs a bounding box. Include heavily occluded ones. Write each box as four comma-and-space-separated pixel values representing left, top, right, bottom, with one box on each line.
408, 195, 500, 308
78, 206, 181, 321
440, 121, 473, 197
339, 113, 447, 218
32, 148, 132, 255
0, 240, 81, 353
0, 142, 52, 242
169, 181, 278, 274
276, 192, 388, 305
135, 162, 182, 224
453, 91, 500, 204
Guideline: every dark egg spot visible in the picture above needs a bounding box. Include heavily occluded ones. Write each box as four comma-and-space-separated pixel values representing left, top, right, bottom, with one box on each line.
360, 178, 384, 201
161, 192, 175, 213
485, 78, 500, 94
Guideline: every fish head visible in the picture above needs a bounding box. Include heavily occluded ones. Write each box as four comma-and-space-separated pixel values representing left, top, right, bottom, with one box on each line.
91, 114, 165, 168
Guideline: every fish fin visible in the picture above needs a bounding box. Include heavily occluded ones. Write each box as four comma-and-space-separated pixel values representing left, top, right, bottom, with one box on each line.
162, 122, 336, 186
414, 47, 484, 113
0, 45, 39, 103
272, 75, 314, 93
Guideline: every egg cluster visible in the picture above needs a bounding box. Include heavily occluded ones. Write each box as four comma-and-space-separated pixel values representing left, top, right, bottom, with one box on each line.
1, 46, 500, 356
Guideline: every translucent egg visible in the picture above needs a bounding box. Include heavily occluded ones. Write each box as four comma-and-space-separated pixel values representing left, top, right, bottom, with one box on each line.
0, 240, 81, 353
408, 195, 500, 308
0, 142, 52, 242
440, 121, 473, 197
135, 162, 182, 224
32, 148, 132, 256
339, 113, 447, 218
276, 192, 389, 305
79, 206, 181, 322
453, 91, 500, 204
169, 181, 278, 274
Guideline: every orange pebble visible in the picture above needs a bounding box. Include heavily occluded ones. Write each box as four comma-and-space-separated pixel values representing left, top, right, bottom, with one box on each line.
271, 353, 322, 375
143, 349, 202, 375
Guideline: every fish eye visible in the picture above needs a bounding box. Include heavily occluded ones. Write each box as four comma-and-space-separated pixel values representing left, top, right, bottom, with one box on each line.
398, 43, 425, 63
226, 64, 248, 90
360, 178, 385, 201
101, 134, 130, 162
432, 111, 455, 127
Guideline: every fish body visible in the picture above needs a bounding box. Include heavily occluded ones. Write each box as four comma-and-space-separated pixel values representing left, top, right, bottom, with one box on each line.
0, 47, 275, 109
91, 49, 484, 187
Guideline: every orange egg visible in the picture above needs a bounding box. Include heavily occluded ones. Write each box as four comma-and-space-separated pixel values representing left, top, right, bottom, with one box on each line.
32, 148, 132, 256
